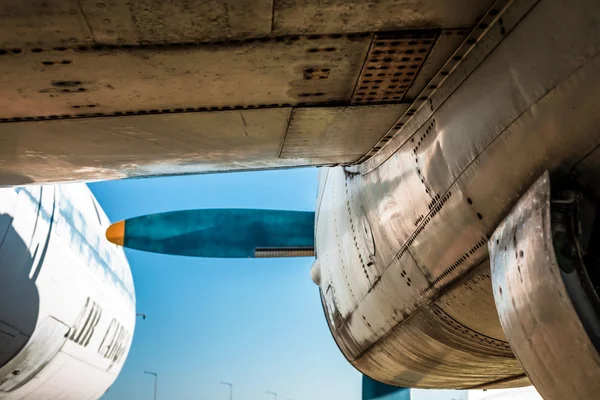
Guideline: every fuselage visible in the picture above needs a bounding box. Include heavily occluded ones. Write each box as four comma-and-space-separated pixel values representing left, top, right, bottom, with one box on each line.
0, 183, 135, 400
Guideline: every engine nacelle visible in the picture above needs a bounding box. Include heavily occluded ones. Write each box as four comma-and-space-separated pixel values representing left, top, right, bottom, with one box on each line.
490, 172, 600, 400
312, 0, 600, 391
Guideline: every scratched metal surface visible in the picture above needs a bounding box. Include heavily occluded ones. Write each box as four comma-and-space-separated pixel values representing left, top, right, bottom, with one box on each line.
79, 0, 274, 44
0, 0, 92, 48
273, 0, 491, 35
0, 104, 418, 185
0, 36, 370, 118
354, 263, 524, 389
0, 26, 462, 184
490, 172, 600, 399
0, 0, 493, 48
0, 28, 464, 118
280, 105, 409, 160
0, 0, 498, 185
315, 0, 600, 388
348, 0, 538, 168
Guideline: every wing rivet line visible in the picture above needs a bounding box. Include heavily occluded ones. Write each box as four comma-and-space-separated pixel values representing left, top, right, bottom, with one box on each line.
348, 0, 513, 166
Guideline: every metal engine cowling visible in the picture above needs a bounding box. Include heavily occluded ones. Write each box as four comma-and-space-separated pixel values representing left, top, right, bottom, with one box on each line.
490, 171, 600, 400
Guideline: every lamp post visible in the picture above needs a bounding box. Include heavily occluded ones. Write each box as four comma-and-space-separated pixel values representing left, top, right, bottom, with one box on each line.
266, 390, 277, 400
221, 381, 233, 400
144, 371, 158, 400
136, 313, 147, 320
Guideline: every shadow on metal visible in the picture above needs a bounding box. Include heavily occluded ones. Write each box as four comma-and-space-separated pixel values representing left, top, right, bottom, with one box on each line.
0, 213, 40, 369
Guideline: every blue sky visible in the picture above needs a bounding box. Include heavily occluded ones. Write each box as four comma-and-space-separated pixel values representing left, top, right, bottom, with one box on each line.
89, 168, 362, 400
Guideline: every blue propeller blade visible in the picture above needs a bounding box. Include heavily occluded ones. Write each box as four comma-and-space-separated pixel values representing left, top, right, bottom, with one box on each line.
106, 209, 315, 258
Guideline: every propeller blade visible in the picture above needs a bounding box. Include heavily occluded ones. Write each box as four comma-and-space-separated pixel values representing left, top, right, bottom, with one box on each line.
362, 375, 409, 400
106, 209, 315, 258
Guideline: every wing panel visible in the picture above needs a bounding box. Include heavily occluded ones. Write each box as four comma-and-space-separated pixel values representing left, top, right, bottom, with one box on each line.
273, 0, 493, 35
0, 36, 370, 119
0, 0, 91, 48
79, 0, 273, 45
0, 108, 292, 183
280, 105, 409, 161
0, 0, 495, 48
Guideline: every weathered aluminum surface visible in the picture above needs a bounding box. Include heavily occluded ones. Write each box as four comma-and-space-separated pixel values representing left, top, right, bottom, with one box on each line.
351, 32, 437, 104
0, 0, 92, 49
319, 259, 525, 388
0, 0, 500, 185
318, 164, 525, 388
353, 263, 528, 388
0, 36, 370, 118
0, 104, 417, 185
347, 0, 519, 166
280, 105, 409, 160
0, 0, 495, 48
79, 0, 274, 45
403, 29, 469, 101
0, 29, 452, 184
315, 0, 600, 388
272, 0, 492, 36
0, 108, 291, 184
489, 172, 600, 400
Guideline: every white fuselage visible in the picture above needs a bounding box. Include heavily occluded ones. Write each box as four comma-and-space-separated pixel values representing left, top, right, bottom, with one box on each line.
0, 183, 135, 400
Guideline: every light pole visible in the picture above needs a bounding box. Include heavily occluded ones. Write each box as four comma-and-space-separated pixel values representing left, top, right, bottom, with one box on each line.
221, 381, 233, 400
144, 371, 158, 400
266, 390, 277, 400
136, 313, 147, 320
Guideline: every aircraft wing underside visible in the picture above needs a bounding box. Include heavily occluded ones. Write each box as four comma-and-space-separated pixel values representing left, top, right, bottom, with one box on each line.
0, 0, 498, 185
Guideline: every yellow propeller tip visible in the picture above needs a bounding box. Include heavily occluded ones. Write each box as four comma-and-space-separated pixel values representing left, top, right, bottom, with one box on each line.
106, 220, 125, 246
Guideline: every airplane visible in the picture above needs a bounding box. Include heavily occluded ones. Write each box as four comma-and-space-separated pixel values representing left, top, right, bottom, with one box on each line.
0, 0, 599, 399
0, 183, 135, 399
